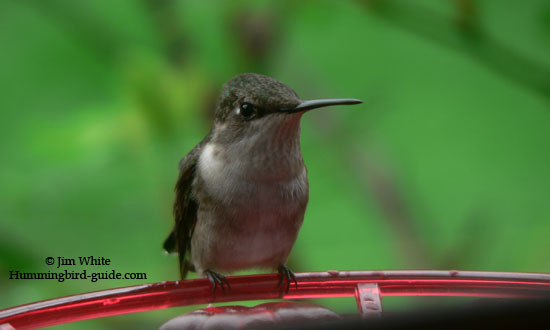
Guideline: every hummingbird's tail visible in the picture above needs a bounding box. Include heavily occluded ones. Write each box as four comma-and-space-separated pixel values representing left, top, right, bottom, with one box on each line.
163, 229, 195, 279
163, 230, 177, 253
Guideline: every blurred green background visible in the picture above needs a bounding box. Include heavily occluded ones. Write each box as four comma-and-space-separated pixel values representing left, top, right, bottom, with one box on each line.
1, 0, 549, 328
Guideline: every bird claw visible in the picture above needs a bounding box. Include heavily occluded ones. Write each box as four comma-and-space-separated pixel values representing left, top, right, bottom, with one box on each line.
277, 265, 298, 294
204, 270, 230, 295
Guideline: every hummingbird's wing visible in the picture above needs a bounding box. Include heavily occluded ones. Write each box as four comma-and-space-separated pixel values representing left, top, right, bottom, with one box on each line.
163, 132, 211, 279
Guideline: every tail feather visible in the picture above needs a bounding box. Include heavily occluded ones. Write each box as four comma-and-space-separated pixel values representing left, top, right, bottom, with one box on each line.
163, 230, 177, 253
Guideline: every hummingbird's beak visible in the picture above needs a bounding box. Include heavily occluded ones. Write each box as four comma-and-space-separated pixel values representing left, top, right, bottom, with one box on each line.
281, 98, 363, 114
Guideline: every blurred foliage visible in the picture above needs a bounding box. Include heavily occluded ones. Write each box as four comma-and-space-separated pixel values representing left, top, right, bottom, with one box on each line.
1, 0, 549, 329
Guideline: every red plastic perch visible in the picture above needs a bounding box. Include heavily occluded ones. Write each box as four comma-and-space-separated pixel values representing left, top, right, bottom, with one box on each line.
1, 270, 550, 329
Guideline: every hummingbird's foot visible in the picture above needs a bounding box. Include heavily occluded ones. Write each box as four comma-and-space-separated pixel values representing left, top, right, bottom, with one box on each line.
204, 269, 230, 295
277, 265, 298, 294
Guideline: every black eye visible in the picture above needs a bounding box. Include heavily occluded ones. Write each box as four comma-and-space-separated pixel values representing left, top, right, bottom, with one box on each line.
239, 103, 256, 119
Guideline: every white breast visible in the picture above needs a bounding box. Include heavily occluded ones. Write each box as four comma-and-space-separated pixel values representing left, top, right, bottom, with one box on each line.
198, 142, 308, 205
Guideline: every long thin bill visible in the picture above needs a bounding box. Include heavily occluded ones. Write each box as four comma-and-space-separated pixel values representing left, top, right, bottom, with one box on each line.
281, 98, 363, 113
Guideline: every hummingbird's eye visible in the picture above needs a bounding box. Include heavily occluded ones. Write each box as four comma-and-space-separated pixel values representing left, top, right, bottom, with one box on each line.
239, 103, 256, 120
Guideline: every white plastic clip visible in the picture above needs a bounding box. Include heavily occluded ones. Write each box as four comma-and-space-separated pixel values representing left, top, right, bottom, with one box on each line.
355, 283, 383, 317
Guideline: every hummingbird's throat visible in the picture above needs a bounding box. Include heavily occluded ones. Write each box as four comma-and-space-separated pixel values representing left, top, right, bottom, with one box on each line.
208, 114, 304, 180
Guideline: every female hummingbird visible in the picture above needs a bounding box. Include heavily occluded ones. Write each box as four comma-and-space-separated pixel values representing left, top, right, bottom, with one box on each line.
163, 73, 362, 293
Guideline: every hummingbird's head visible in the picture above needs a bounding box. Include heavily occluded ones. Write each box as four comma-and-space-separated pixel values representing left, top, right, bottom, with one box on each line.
212, 73, 362, 145
215, 73, 301, 122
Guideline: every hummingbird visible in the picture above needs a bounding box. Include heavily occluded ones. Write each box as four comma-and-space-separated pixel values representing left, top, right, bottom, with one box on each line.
163, 73, 362, 293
